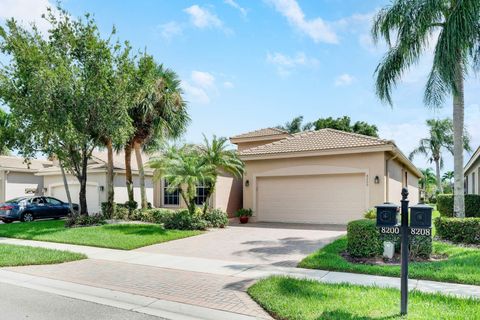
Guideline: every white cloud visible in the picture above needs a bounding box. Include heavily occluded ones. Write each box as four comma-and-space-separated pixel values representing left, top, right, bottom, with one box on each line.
191, 71, 216, 89
334, 73, 355, 86
157, 21, 183, 40
184, 5, 223, 29
0, 0, 57, 33
224, 0, 247, 17
266, 51, 319, 76
267, 0, 338, 44
223, 81, 234, 89
182, 71, 221, 104
182, 81, 210, 105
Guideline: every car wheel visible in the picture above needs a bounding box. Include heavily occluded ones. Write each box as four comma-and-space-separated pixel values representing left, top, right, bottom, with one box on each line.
21, 212, 34, 222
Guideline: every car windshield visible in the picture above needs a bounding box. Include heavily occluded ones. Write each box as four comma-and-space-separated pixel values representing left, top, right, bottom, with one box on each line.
4, 197, 29, 203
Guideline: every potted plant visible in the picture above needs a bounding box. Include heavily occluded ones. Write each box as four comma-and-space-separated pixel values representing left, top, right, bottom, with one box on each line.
235, 208, 253, 224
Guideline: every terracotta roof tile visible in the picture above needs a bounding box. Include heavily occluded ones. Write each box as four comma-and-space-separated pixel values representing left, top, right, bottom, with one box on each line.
240, 128, 392, 156
230, 127, 289, 140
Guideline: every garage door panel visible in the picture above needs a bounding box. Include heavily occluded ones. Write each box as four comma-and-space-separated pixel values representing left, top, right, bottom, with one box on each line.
257, 174, 366, 224
51, 184, 100, 214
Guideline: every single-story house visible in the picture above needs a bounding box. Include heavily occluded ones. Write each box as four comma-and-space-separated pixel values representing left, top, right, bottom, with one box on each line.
0, 156, 51, 202
230, 128, 421, 225
465, 146, 480, 195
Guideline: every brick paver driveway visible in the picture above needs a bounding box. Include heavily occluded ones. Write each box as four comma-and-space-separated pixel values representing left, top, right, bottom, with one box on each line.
137, 222, 346, 267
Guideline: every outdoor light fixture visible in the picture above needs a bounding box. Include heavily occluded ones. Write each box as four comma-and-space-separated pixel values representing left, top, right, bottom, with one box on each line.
245, 180, 250, 187
99, 186, 105, 192
374, 175, 380, 184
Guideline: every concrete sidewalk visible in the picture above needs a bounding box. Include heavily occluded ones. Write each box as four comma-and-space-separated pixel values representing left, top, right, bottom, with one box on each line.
1, 236, 480, 299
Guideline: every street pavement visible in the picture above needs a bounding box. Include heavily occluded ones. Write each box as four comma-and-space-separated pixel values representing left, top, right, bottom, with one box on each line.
0, 282, 165, 320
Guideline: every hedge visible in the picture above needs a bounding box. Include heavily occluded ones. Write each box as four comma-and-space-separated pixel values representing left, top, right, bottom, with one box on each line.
347, 219, 432, 259
437, 194, 480, 217
434, 217, 480, 244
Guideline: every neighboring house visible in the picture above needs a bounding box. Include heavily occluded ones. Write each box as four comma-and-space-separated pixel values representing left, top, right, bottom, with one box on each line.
464, 146, 480, 195
230, 128, 421, 225
0, 156, 52, 202
36, 151, 154, 214
152, 170, 243, 216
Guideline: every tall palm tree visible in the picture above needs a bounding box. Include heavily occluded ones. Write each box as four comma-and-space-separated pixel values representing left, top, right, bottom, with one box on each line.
409, 119, 470, 193
442, 170, 455, 193
419, 168, 437, 201
148, 145, 215, 215
277, 116, 313, 134
125, 57, 190, 209
372, 1, 480, 217
199, 135, 244, 214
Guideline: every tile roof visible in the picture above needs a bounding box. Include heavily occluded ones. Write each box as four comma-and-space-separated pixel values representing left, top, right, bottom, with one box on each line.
230, 127, 289, 140
0, 156, 52, 171
240, 128, 392, 156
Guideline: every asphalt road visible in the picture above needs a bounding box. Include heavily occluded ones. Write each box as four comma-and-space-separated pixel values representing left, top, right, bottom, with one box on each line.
0, 282, 166, 320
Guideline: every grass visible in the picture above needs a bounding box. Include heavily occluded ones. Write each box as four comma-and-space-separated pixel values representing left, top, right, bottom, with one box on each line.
248, 276, 480, 320
299, 237, 480, 285
0, 220, 202, 250
0, 243, 85, 267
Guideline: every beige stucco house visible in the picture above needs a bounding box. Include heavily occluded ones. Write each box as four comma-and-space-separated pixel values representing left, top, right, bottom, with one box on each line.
465, 146, 480, 195
230, 128, 421, 225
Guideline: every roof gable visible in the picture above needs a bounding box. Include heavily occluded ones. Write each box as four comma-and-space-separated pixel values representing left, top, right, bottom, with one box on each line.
230, 127, 289, 140
464, 146, 480, 174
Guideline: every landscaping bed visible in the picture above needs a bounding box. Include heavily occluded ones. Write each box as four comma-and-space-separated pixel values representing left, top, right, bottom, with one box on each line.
299, 237, 480, 285
248, 276, 480, 320
0, 220, 202, 250
0, 244, 85, 267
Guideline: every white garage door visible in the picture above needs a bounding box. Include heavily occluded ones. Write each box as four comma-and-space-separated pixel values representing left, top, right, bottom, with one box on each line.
50, 184, 100, 214
257, 174, 366, 224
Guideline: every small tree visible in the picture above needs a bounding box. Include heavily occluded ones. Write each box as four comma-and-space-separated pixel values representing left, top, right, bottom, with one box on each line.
276, 116, 313, 133
149, 145, 215, 215
313, 116, 379, 137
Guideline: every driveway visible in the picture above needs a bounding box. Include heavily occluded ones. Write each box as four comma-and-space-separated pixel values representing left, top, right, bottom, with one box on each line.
136, 222, 346, 267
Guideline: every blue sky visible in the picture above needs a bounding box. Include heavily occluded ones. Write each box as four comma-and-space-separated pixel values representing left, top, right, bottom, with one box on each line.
1, 0, 479, 172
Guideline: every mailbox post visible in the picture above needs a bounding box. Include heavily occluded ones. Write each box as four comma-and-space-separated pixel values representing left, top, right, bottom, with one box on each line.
376, 188, 433, 316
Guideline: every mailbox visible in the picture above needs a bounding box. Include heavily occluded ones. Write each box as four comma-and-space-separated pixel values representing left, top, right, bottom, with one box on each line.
375, 203, 399, 227
409, 204, 433, 228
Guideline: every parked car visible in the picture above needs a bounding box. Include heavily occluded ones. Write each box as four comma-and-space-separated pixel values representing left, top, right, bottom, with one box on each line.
0, 196, 78, 223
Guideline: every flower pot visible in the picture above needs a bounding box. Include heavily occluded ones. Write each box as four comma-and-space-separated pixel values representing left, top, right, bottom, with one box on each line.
239, 216, 249, 224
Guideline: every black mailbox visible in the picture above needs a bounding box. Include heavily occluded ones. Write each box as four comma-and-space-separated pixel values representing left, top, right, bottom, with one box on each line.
410, 204, 433, 228
375, 203, 399, 227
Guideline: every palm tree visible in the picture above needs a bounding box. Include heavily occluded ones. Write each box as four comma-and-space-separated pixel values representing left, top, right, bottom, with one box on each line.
409, 119, 455, 193
148, 145, 215, 215
419, 168, 437, 201
199, 135, 244, 214
442, 170, 455, 193
372, 1, 480, 217
125, 57, 190, 209
277, 116, 313, 133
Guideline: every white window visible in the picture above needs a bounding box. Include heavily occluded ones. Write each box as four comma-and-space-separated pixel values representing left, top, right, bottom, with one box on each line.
194, 183, 208, 205
163, 180, 179, 206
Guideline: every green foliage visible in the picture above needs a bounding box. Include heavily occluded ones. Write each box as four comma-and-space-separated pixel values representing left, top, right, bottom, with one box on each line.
0, 108, 13, 155
0, 244, 86, 267
363, 208, 376, 219
435, 217, 480, 245
313, 116, 379, 137
276, 115, 313, 133
437, 194, 480, 217
130, 208, 176, 224
163, 210, 209, 230
203, 209, 229, 228
235, 208, 253, 217
65, 214, 106, 228
347, 219, 382, 258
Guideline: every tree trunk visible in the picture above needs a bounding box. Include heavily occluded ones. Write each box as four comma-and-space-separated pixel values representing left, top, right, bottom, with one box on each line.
434, 158, 443, 194
134, 141, 147, 209
78, 155, 89, 215
106, 139, 115, 216
124, 142, 134, 203
453, 61, 465, 218
59, 159, 75, 215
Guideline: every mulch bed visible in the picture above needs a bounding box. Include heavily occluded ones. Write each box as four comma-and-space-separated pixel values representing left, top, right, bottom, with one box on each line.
341, 251, 448, 266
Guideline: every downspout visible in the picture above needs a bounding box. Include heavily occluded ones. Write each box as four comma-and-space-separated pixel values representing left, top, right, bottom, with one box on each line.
385, 154, 398, 203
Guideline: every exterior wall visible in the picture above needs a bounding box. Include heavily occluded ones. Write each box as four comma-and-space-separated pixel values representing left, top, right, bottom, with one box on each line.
4, 171, 44, 201
236, 138, 286, 152
113, 173, 154, 205
387, 157, 419, 205
242, 152, 386, 218
0, 170, 5, 202
465, 156, 480, 195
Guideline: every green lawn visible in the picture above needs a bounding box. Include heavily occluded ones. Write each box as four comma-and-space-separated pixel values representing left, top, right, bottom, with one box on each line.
299, 237, 480, 285
0, 220, 202, 250
0, 243, 85, 267
248, 276, 480, 320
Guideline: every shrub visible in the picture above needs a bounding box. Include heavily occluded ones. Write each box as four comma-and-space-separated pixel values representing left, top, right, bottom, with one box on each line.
65, 214, 106, 228
101, 202, 116, 219
363, 208, 376, 220
437, 194, 480, 217
123, 200, 138, 212
378, 234, 431, 258
435, 217, 480, 244
130, 208, 175, 224
347, 219, 382, 258
203, 209, 229, 228
163, 210, 209, 230
235, 208, 253, 217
